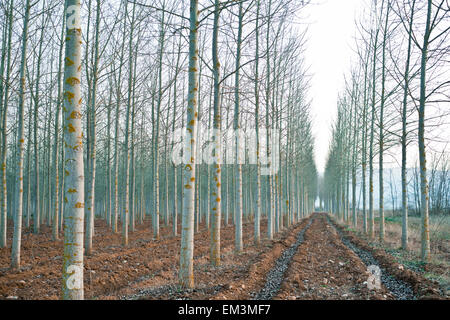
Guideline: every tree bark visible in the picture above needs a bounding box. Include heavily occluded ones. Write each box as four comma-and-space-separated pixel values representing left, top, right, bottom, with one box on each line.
62, 0, 85, 300
11, 0, 31, 270
179, 0, 199, 289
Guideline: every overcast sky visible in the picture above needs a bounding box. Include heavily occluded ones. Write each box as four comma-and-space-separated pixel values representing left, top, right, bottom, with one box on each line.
301, 0, 366, 173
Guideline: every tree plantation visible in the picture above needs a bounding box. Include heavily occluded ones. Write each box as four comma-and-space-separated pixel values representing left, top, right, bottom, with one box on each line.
0, 0, 448, 301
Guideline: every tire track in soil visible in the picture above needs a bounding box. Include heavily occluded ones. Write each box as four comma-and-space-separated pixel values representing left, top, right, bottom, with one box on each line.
118, 218, 313, 300
251, 218, 314, 300
275, 213, 393, 300
326, 215, 416, 300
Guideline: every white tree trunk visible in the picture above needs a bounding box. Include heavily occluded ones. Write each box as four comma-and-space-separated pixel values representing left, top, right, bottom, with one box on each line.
210, 0, 222, 266
179, 0, 199, 289
11, 0, 31, 270
62, 0, 85, 300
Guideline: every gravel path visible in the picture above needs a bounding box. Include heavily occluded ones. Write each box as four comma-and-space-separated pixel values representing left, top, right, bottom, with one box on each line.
327, 216, 416, 300
252, 218, 314, 300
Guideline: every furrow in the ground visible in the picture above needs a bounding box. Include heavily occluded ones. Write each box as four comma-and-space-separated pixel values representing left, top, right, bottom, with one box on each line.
326, 215, 416, 300
252, 217, 314, 300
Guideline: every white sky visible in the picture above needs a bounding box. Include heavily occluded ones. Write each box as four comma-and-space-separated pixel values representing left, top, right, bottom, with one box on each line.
301, 0, 366, 173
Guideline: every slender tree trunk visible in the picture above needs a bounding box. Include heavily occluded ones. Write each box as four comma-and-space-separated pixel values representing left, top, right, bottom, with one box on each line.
171, 35, 182, 236
234, 2, 244, 253
33, 16, 44, 233
266, 0, 273, 240
53, 6, 66, 241
59, 119, 65, 232
254, 0, 261, 245
210, 0, 222, 266
123, 1, 137, 246
369, 23, 379, 239
179, 0, 199, 289
401, 0, 415, 250
11, 0, 31, 270
85, 0, 101, 254
130, 42, 138, 233
106, 88, 112, 227
418, 0, 432, 262
351, 84, 358, 228
0, 0, 13, 248
25, 96, 32, 229
361, 38, 370, 234
153, 8, 166, 241
379, 1, 390, 242
62, 0, 85, 299
113, 3, 128, 234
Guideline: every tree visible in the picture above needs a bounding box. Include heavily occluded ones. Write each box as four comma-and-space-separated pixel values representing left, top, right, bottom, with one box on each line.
404, 0, 449, 261
253, 0, 262, 245
0, 0, 14, 248
11, 0, 31, 270
378, 0, 391, 242
123, 0, 137, 246
62, 0, 85, 300
113, 2, 128, 235
395, 0, 416, 250
85, 0, 101, 255
52, 0, 67, 241
417, 0, 432, 261
210, 0, 222, 266
368, 0, 382, 239
179, 0, 199, 289
233, 1, 244, 253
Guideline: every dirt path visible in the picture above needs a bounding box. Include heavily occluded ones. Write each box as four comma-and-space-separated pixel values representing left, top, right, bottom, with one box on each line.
327, 215, 415, 299
268, 213, 442, 300
252, 218, 313, 300
274, 214, 399, 300
117, 217, 313, 300
0, 213, 444, 300
125, 213, 431, 300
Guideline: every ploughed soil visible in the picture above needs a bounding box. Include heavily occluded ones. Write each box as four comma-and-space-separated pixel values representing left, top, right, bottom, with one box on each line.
275, 214, 389, 300
327, 215, 445, 299
0, 217, 305, 300
0, 213, 446, 300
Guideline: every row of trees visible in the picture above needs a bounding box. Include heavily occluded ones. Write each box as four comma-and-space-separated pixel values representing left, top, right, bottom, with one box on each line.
377, 159, 449, 216
322, 0, 450, 261
0, 0, 318, 299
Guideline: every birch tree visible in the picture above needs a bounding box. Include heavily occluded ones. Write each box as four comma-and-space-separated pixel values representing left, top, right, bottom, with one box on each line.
11, 0, 31, 270
62, 0, 85, 300
210, 0, 222, 266
52, 2, 66, 241
378, 0, 390, 242
233, 1, 244, 253
180, 0, 199, 289
0, 0, 13, 248
85, 0, 101, 255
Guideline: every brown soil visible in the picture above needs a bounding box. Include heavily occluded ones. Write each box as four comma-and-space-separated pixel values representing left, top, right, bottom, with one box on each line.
206, 217, 312, 300
329, 216, 445, 299
0, 217, 303, 300
109, 217, 312, 300
0, 213, 446, 300
275, 214, 391, 300
348, 214, 449, 293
